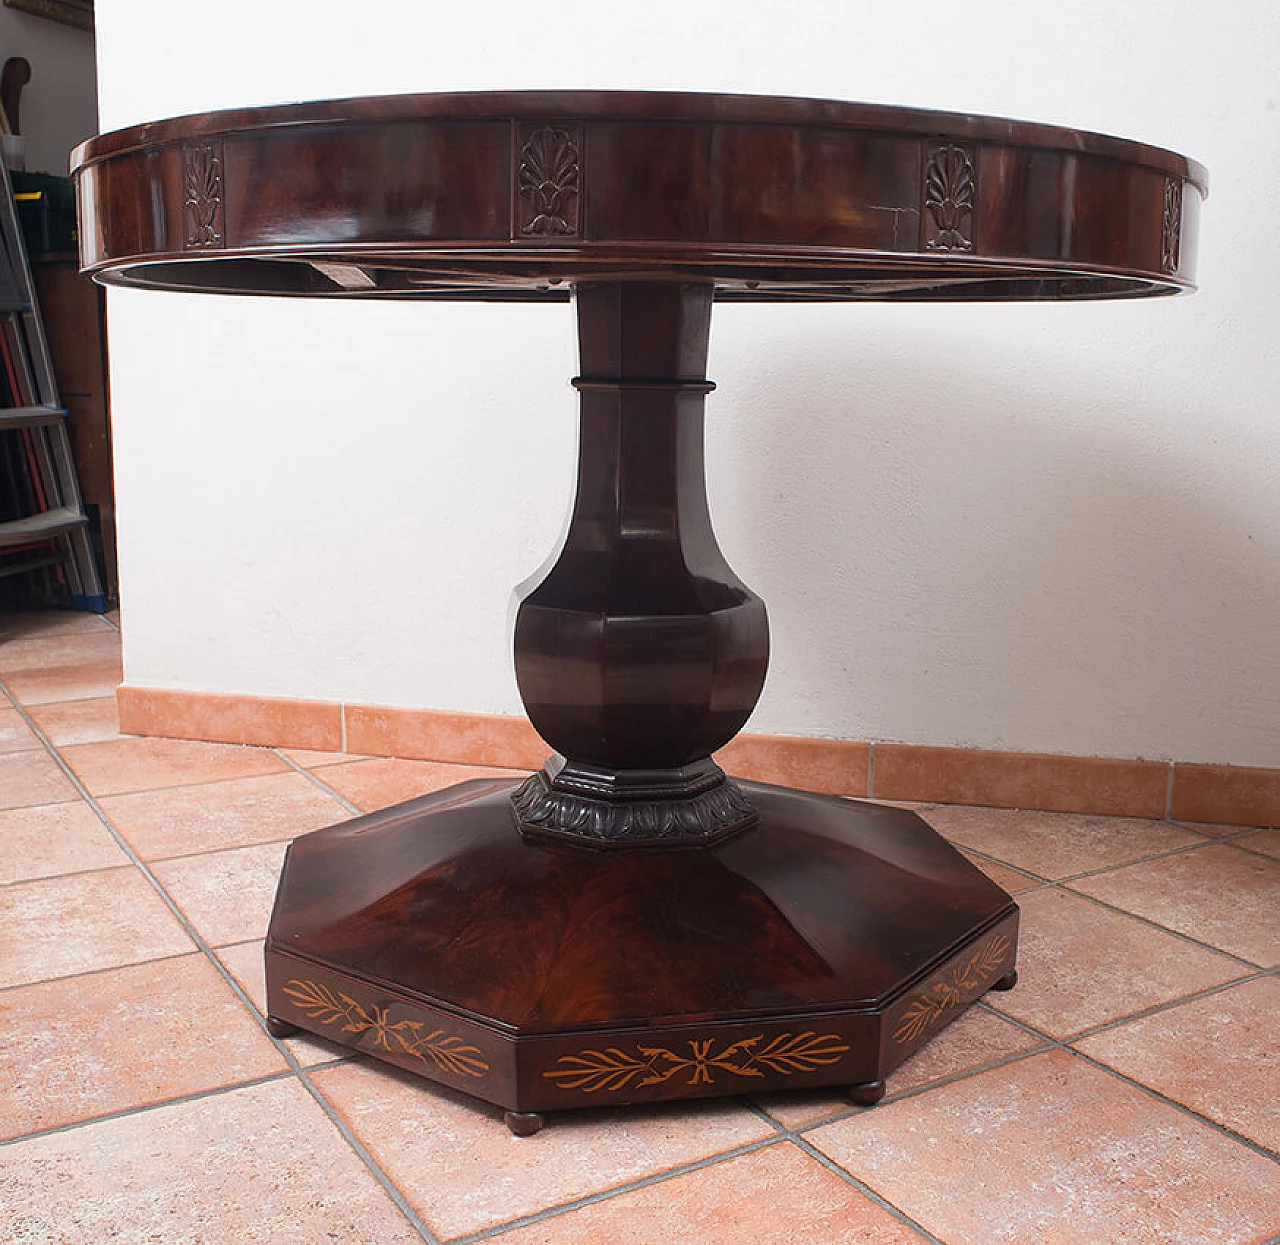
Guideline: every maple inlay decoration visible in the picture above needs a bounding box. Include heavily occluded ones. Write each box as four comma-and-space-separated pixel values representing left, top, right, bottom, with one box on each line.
892, 934, 1013, 1045
75, 89, 1205, 1132
543, 1031, 851, 1093
282, 980, 489, 1078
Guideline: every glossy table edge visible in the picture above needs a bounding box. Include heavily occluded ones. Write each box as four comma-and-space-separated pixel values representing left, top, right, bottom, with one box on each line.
70, 89, 1209, 193
71, 91, 1205, 302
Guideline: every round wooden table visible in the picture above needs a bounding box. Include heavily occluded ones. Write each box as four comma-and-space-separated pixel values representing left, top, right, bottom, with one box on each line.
73, 91, 1205, 1133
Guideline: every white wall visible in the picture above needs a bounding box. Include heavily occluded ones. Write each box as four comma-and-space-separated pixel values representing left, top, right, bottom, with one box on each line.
0, 5, 96, 174
95, 0, 1280, 767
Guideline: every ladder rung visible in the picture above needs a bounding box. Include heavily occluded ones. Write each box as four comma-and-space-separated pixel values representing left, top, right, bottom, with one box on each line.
0, 404, 66, 430
0, 506, 86, 548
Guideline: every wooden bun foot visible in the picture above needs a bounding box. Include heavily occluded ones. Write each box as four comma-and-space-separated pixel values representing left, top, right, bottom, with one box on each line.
847, 1079, 887, 1107
504, 1110, 546, 1137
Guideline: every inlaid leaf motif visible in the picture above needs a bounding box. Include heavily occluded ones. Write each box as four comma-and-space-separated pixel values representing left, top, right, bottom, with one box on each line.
281, 979, 489, 1078
544, 1031, 851, 1093
282, 978, 365, 1030
543, 1046, 658, 1092
752, 1031, 853, 1074
892, 934, 1012, 1045
386, 1022, 491, 1078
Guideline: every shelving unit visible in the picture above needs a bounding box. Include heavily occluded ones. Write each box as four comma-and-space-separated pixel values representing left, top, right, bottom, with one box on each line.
0, 156, 105, 611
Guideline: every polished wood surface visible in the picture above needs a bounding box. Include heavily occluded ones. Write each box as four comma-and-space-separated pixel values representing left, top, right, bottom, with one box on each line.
74, 92, 1204, 1130
512, 281, 767, 845
266, 777, 1017, 1114
71, 90, 1204, 301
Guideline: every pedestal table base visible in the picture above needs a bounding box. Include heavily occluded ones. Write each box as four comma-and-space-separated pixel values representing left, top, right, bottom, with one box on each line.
265, 777, 1019, 1133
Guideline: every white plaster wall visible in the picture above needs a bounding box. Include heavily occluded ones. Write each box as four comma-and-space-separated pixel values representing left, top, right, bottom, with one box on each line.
0, 5, 96, 174
94, 0, 1280, 767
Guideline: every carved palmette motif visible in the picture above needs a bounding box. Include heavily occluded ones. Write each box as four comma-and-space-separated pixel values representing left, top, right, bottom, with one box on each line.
1161, 176, 1182, 274
182, 141, 225, 248
923, 142, 976, 252
516, 125, 582, 237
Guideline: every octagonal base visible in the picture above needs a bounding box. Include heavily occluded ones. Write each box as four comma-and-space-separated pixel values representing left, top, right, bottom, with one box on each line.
265, 778, 1018, 1117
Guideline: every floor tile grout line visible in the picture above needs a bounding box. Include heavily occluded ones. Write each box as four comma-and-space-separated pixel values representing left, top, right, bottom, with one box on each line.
0, 1069, 299, 1150
789, 1044, 1054, 1129
795, 1145, 949, 1245
1, 1062, 439, 1245
446, 1135, 786, 1245
1049, 831, 1277, 886
978, 943, 1269, 1044
927, 828, 1271, 968
1232, 838, 1280, 864
741, 1097, 954, 1242
0, 857, 148, 891
3, 677, 441, 1244
274, 746, 364, 816
132, 835, 300, 868
0, 947, 201, 994
6, 746, 308, 1045
286, 1064, 443, 1245
942, 827, 1258, 896
1, 831, 307, 885
773, 1002, 1280, 1169
875, 1044, 1055, 1110
782, 1035, 1280, 1168
1068, 1047, 1280, 1164
1050, 838, 1225, 880
6, 644, 1276, 1217
1056, 970, 1273, 1045
909, 1008, 1280, 1166
1049, 881, 1269, 970
41, 765, 303, 802
1, 681, 326, 1058
1171, 818, 1275, 840
795, 1149, 947, 1244
947, 843, 1050, 884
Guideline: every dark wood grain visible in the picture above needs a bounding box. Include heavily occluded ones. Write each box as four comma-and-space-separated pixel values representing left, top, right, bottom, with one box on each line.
265, 778, 1018, 1113
75, 91, 1205, 1127
71, 90, 1204, 301
511, 281, 767, 845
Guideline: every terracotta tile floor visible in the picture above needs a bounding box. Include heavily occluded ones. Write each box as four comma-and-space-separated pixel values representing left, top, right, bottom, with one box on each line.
2, 608, 1279, 1244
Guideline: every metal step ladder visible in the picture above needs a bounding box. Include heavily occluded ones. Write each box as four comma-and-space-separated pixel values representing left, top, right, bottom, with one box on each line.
0, 157, 105, 612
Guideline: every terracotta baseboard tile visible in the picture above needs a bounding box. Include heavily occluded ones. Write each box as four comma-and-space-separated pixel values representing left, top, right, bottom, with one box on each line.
873, 744, 1169, 819
716, 733, 870, 797
1171, 764, 1280, 828
117, 686, 342, 752
343, 703, 547, 770
112, 686, 1280, 824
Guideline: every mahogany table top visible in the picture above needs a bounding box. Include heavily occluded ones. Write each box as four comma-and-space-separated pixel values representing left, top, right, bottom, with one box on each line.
71, 90, 1205, 301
